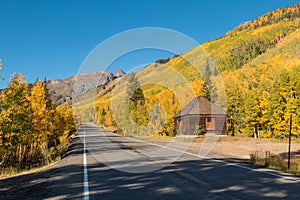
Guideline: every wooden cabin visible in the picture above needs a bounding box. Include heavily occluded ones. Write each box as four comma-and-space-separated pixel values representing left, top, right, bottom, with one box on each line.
174, 96, 227, 136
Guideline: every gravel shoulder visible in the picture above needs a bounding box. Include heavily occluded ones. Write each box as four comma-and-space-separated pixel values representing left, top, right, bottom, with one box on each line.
146, 136, 300, 161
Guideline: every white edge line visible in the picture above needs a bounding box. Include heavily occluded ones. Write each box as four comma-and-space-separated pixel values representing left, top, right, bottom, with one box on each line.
107, 130, 299, 182
83, 128, 90, 200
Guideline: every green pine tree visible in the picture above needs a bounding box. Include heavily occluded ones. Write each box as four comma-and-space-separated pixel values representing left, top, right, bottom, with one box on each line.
200, 57, 217, 102
126, 73, 148, 128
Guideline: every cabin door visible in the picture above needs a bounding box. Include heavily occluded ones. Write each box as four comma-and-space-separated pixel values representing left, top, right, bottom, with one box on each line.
206, 117, 215, 130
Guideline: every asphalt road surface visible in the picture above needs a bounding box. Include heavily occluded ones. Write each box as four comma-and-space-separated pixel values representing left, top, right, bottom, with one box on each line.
1, 123, 300, 200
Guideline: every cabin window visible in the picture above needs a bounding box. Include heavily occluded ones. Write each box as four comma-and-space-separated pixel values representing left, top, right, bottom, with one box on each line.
206, 117, 215, 130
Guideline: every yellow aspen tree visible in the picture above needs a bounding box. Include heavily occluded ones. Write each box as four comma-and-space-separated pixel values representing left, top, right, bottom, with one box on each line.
30, 79, 47, 163
0, 74, 33, 168
105, 108, 114, 127
55, 102, 75, 143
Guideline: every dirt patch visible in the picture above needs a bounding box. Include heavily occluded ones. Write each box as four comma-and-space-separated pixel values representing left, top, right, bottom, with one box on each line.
210, 136, 300, 160
147, 136, 300, 161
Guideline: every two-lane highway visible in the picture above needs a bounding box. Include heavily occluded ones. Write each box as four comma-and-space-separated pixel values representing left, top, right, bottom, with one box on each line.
1, 123, 299, 200
79, 123, 300, 200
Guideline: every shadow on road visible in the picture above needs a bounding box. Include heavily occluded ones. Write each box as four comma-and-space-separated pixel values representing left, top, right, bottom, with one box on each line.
85, 156, 300, 200
1, 135, 300, 200
0, 137, 85, 200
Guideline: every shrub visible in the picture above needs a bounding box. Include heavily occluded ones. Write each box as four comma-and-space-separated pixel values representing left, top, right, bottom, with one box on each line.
195, 125, 207, 136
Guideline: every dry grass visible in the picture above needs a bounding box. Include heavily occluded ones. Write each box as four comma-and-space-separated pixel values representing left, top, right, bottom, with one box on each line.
250, 151, 300, 176
0, 133, 76, 178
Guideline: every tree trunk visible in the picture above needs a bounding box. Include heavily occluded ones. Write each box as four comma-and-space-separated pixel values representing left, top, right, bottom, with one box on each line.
254, 125, 259, 139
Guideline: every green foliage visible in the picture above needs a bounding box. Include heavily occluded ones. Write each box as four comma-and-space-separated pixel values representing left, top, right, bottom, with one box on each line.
220, 38, 278, 70
195, 125, 206, 136
158, 119, 175, 137
155, 57, 170, 64
126, 73, 148, 127
43, 78, 53, 109
98, 108, 106, 125
200, 59, 211, 100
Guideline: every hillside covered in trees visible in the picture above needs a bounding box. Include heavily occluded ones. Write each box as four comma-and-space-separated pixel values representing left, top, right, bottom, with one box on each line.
76, 3, 300, 138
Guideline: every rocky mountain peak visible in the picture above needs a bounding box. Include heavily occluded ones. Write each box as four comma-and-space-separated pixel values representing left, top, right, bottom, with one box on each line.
113, 69, 126, 78
47, 70, 123, 105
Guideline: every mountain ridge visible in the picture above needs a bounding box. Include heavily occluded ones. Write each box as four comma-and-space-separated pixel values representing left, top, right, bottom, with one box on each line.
47, 69, 126, 105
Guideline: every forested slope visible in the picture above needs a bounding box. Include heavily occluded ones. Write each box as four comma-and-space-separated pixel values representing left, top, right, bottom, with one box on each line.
77, 3, 300, 138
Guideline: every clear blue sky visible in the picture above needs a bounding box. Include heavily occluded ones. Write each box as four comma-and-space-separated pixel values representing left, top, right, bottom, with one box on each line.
0, 0, 299, 88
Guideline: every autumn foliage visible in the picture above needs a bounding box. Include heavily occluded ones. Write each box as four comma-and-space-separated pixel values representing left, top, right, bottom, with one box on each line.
0, 74, 76, 170
78, 4, 300, 138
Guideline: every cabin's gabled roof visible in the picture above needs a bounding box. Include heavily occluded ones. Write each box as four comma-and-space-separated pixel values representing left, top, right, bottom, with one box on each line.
174, 96, 227, 118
